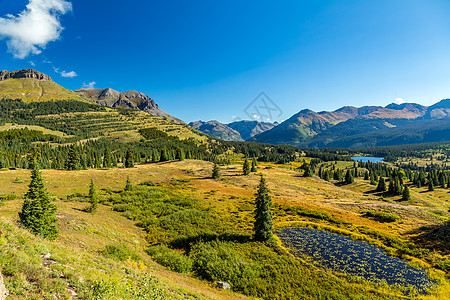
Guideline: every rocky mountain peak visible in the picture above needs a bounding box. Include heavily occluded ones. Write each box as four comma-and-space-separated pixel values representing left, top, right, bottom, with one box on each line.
0, 69, 52, 81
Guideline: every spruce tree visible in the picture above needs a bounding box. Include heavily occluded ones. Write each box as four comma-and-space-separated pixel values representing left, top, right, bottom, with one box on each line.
254, 175, 273, 242
125, 149, 134, 168
345, 169, 354, 184
212, 163, 220, 179
402, 185, 411, 200
103, 148, 112, 168
66, 144, 80, 170
19, 166, 58, 240
377, 176, 387, 192
251, 157, 257, 172
243, 159, 250, 175
89, 179, 98, 213
428, 180, 434, 191
304, 164, 313, 177
125, 176, 133, 191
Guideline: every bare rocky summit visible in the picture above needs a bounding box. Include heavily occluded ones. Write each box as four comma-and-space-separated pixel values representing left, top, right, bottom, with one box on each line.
0, 69, 52, 81
75, 88, 184, 123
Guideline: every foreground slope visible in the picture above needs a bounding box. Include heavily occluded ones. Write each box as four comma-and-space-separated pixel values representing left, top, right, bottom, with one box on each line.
1, 160, 448, 299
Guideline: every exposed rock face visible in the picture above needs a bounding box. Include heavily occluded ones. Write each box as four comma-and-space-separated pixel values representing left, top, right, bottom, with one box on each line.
0, 271, 8, 300
75, 88, 184, 123
0, 69, 52, 81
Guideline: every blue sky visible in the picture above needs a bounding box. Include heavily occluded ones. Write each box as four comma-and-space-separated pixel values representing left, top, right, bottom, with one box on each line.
1, 0, 450, 123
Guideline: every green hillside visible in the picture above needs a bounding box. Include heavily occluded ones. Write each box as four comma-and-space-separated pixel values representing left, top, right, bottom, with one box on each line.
0, 78, 86, 102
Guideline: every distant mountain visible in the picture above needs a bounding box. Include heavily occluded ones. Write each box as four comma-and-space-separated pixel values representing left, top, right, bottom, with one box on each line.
189, 120, 243, 141
189, 119, 278, 141
227, 120, 277, 141
0, 69, 85, 102
75, 88, 183, 123
250, 100, 450, 148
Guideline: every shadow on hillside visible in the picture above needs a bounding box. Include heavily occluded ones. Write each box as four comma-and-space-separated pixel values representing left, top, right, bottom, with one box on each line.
169, 232, 252, 252
408, 221, 450, 255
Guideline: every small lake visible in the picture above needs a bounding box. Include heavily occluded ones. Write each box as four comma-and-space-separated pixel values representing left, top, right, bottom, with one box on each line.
351, 156, 384, 163
276, 228, 433, 292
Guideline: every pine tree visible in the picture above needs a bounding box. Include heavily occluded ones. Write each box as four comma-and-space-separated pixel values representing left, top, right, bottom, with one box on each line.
19, 166, 58, 240
428, 180, 434, 191
364, 171, 369, 180
66, 144, 80, 170
304, 164, 313, 177
377, 176, 387, 192
345, 169, 354, 184
402, 185, 411, 200
160, 148, 169, 162
125, 176, 133, 191
176, 148, 185, 161
254, 175, 273, 242
88, 179, 98, 213
212, 163, 220, 179
103, 148, 112, 168
243, 159, 250, 175
251, 158, 257, 172
125, 149, 134, 168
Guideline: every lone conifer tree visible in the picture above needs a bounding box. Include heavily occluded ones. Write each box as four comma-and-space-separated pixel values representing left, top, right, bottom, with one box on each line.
251, 158, 257, 172
243, 159, 250, 175
254, 175, 273, 242
402, 185, 411, 200
19, 165, 58, 239
212, 163, 220, 179
125, 176, 133, 191
89, 179, 98, 213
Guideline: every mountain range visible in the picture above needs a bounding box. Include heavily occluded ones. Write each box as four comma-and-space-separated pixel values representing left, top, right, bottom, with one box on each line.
1, 68, 449, 149
189, 120, 278, 141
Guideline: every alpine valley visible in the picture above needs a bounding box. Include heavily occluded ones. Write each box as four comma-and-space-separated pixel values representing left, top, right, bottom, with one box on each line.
0, 69, 449, 300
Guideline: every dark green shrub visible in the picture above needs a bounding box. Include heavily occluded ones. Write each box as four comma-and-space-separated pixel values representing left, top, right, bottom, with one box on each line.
364, 210, 400, 222
99, 245, 140, 261
146, 245, 193, 273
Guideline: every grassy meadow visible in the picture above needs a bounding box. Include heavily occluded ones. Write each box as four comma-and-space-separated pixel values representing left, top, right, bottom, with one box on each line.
0, 159, 449, 299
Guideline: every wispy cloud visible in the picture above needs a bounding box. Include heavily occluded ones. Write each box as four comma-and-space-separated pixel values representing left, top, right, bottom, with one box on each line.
0, 0, 72, 59
82, 81, 96, 89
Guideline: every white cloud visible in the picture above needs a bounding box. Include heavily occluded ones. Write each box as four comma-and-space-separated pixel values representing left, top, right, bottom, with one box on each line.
394, 97, 405, 104
29, 60, 36, 66
60, 70, 77, 78
82, 81, 96, 89
52, 66, 77, 78
0, 0, 72, 59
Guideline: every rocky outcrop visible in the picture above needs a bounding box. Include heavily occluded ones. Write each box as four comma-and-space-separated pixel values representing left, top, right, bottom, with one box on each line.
0, 271, 8, 300
0, 69, 52, 81
75, 88, 184, 123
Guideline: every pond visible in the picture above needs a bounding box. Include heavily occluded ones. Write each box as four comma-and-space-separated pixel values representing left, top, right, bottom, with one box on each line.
351, 156, 384, 163
276, 228, 433, 292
